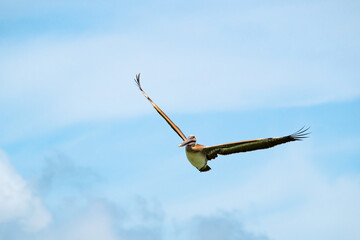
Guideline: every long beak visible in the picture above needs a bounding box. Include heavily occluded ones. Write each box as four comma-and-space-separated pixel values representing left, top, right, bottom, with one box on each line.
178, 138, 192, 147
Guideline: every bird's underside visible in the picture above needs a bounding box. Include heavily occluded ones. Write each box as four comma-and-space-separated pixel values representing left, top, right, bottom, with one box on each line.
134, 73, 310, 172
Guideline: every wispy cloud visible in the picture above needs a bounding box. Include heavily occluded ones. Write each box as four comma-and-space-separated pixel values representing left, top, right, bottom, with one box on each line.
175, 212, 269, 240
17, 197, 164, 240
1, 144, 360, 240
37, 153, 100, 196
1, 32, 359, 143
1, 1, 359, 143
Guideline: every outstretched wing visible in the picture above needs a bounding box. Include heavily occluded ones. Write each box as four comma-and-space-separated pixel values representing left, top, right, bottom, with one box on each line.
202, 127, 310, 160
134, 73, 187, 141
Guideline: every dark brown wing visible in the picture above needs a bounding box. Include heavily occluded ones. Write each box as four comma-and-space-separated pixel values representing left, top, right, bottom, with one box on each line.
134, 73, 187, 141
202, 127, 310, 160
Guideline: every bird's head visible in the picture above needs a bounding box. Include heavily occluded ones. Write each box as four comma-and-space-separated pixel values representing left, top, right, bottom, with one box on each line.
178, 135, 197, 147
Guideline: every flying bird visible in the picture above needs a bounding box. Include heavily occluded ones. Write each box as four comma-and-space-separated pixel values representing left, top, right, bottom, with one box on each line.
134, 73, 310, 172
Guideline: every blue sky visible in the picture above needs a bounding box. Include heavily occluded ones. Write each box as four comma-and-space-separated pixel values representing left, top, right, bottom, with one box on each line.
0, 0, 360, 239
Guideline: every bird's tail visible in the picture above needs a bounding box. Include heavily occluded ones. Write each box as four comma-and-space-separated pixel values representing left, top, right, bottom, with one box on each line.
199, 165, 211, 172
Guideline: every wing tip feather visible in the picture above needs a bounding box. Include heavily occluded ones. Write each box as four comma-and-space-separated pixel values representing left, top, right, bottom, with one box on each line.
291, 126, 311, 141
134, 73, 142, 90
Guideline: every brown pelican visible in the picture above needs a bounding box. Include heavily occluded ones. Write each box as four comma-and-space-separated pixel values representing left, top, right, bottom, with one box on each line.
134, 74, 310, 172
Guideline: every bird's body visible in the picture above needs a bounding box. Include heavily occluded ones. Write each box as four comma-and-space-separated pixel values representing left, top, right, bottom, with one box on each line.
185, 144, 209, 172
134, 74, 310, 172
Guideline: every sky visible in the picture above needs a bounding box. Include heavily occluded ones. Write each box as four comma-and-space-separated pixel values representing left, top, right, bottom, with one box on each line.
0, 0, 360, 239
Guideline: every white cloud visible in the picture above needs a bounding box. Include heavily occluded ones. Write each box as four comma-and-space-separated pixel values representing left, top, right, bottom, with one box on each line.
0, 150, 51, 232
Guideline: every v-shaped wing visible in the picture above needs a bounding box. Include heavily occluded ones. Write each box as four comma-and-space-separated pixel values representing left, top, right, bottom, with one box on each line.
134, 73, 187, 141
202, 127, 310, 160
